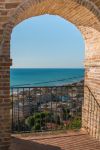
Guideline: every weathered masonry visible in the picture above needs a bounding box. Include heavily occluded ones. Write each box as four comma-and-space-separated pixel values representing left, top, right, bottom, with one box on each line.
0, 0, 100, 150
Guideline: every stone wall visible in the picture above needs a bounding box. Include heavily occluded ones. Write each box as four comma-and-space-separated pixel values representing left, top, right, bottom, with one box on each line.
0, 0, 100, 149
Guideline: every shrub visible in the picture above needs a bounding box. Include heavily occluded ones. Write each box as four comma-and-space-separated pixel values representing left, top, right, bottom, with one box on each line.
67, 118, 81, 129
32, 123, 41, 131
25, 116, 34, 128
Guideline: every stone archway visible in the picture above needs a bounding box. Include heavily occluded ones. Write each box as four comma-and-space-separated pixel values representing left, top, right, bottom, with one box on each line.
0, 0, 100, 149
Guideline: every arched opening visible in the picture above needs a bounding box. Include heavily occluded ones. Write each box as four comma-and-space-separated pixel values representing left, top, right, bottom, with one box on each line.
0, 0, 100, 149
10, 15, 85, 135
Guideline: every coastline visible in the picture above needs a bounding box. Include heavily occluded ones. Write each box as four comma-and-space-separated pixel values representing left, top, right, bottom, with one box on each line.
10, 80, 84, 88
64, 79, 84, 86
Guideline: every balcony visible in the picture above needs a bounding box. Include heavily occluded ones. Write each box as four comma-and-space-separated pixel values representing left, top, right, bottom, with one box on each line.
11, 132, 100, 150
10, 82, 100, 150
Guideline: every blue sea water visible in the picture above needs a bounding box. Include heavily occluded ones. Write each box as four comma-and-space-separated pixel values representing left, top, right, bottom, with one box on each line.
10, 68, 84, 87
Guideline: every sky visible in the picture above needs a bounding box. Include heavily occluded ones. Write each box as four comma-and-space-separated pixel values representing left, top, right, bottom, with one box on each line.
11, 14, 85, 68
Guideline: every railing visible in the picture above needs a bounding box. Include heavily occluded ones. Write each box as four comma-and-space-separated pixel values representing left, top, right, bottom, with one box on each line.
10, 84, 84, 133
85, 86, 100, 139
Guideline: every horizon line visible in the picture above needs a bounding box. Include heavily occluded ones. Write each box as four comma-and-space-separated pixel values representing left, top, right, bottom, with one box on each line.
10, 67, 84, 69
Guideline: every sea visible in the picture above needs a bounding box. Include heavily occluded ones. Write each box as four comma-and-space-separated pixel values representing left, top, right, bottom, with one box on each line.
10, 68, 84, 87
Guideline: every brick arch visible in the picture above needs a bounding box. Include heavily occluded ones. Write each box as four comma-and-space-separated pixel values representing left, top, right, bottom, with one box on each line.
0, 0, 100, 149
0, 0, 100, 55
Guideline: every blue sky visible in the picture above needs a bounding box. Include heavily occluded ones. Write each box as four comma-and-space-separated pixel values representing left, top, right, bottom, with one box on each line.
11, 14, 85, 68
